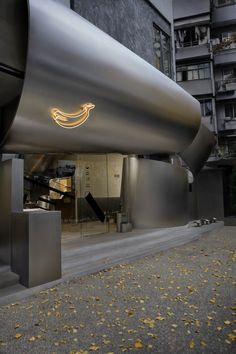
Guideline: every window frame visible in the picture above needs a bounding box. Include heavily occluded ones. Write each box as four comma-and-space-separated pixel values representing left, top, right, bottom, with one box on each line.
199, 99, 213, 117
225, 103, 236, 119
153, 24, 172, 78
176, 63, 211, 82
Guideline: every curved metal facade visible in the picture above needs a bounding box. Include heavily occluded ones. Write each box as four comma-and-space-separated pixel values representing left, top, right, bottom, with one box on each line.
180, 124, 216, 176
1, 0, 202, 155
122, 156, 189, 228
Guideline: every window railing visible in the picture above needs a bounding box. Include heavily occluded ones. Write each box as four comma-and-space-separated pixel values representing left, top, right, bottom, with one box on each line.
181, 40, 199, 48
216, 78, 236, 92
176, 40, 209, 49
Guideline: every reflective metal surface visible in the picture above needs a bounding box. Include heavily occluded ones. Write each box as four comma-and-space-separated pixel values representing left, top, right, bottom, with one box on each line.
0, 0, 28, 73
2, 0, 201, 154
122, 157, 188, 228
180, 124, 216, 176
11, 210, 61, 288
0, 159, 23, 264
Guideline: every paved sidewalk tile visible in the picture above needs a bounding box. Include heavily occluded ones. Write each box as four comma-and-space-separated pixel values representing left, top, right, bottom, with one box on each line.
0, 226, 235, 354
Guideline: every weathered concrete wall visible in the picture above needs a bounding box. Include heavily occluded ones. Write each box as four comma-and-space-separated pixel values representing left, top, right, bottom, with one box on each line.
149, 0, 173, 23
73, 0, 171, 68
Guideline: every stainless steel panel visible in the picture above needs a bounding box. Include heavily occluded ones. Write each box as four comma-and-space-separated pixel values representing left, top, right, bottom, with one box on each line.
122, 158, 188, 228
11, 210, 61, 288
0, 159, 23, 264
2, 0, 201, 154
0, 0, 28, 72
121, 156, 139, 222
0, 72, 23, 107
180, 124, 216, 176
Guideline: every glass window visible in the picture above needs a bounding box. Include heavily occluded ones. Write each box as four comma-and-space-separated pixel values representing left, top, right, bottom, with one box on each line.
200, 99, 212, 116
225, 103, 236, 118
177, 63, 211, 82
154, 27, 162, 71
223, 67, 236, 81
153, 25, 172, 78
175, 26, 209, 48
176, 71, 182, 82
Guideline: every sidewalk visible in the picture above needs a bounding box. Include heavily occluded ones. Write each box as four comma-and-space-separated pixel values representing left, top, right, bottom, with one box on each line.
0, 222, 223, 304
0, 225, 235, 353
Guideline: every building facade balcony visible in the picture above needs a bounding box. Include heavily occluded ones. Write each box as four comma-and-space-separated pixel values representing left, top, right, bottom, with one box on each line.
223, 118, 236, 131
175, 43, 210, 61
216, 78, 236, 100
178, 79, 213, 95
212, 1, 236, 27
214, 47, 236, 65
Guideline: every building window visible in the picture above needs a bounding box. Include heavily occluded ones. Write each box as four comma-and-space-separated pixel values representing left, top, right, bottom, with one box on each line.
200, 99, 213, 116
215, 0, 236, 7
175, 26, 209, 48
223, 67, 236, 81
225, 103, 236, 118
153, 25, 172, 78
177, 63, 211, 82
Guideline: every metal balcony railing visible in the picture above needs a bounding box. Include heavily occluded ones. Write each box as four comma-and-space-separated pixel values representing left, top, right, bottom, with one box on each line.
176, 40, 208, 48
216, 78, 236, 92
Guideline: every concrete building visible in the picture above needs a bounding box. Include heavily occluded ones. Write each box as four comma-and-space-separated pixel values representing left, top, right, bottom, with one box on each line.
173, 0, 236, 219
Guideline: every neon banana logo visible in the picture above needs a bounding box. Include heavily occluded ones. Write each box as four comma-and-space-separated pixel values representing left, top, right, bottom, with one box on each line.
51, 103, 95, 129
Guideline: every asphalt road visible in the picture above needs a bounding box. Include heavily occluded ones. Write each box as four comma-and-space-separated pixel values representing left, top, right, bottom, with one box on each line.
0, 226, 235, 354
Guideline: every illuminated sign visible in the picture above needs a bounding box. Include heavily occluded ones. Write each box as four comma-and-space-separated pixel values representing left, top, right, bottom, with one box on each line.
51, 103, 95, 129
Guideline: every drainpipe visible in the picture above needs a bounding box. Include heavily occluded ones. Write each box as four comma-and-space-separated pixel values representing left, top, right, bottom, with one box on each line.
209, 41, 219, 148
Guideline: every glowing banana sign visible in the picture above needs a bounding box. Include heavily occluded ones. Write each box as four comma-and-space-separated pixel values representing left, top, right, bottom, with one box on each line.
51, 103, 95, 129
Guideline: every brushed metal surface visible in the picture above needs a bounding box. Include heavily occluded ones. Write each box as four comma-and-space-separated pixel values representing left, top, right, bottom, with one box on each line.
0, 159, 23, 264
2, 0, 201, 154
0, 0, 28, 73
122, 157, 188, 228
0, 72, 22, 107
11, 210, 61, 288
180, 124, 216, 176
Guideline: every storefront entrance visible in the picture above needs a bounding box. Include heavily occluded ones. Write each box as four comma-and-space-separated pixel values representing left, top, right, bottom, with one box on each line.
24, 153, 123, 238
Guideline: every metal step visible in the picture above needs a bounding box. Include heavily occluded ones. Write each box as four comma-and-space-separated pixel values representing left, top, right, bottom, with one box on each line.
0, 283, 26, 299
0, 271, 19, 289
0, 262, 11, 273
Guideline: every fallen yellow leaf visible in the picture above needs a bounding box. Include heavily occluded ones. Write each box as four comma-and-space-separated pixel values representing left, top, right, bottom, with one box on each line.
29, 336, 36, 342
14, 333, 22, 339
189, 340, 195, 349
156, 315, 165, 321
134, 339, 143, 349
209, 298, 216, 304
89, 344, 99, 351
228, 334, 236, 341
